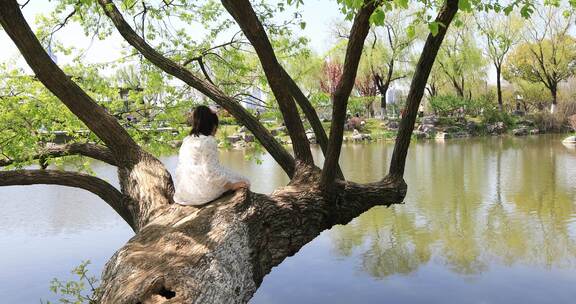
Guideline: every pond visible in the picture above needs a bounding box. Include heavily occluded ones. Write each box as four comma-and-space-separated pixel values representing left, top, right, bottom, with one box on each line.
1, 134, 575, 303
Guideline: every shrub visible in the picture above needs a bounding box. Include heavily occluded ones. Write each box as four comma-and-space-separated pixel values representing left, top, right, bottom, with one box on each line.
429, 95, 491, 117
529, 101, 576, 132
482, 106, 515, 126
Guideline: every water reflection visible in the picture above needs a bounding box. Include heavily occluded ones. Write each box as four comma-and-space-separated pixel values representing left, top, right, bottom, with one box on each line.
1, 135, 575, 303
329, 135, 576, 280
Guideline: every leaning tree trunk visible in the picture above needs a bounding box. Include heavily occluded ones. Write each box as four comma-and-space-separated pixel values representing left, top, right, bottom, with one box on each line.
98, 169, 406, 303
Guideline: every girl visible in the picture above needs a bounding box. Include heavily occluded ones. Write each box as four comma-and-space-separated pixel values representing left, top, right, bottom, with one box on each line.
173, 105, 249, 205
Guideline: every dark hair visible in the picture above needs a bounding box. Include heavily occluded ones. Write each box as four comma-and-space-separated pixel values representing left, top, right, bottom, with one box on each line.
187, 105, 219, 136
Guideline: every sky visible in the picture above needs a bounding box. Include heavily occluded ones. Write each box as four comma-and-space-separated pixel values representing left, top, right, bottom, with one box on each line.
0, 0, 343, 68
0, 0, 499, 85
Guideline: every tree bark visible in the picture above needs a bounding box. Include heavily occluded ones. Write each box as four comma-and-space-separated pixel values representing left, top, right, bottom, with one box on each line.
550, 83, 558, 113
320, 0, 377, 188
388, 0, 459, 178
221, 0, 314, 168
0, 169, 133, 229
0, 1, 459, 302
0, 143, 117, 167
496, 65, 503, 111
97, 173, 406, 304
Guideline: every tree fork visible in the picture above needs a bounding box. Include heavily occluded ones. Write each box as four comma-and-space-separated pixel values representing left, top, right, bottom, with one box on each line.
97, 174, 406, 304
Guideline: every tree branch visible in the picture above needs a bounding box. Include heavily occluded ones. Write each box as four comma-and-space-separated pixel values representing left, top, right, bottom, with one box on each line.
0, 143, 117, 167
0, 0, 140, 163
0, 169, 134, 230
221, 0, 314, 167
388, 0, 459, 178
97, 0, 296, 177
320, 0, 378, 188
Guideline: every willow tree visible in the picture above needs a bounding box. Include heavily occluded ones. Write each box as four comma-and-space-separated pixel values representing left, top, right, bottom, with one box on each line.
0, 0, 527, 302
476, 12, 523, 111
504, 6, 576, 113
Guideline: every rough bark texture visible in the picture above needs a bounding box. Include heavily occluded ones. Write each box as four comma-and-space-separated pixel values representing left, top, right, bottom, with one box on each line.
388, 0, 459, 178
320, 0, 377, 188
0, 0, 458, 302
98, 173, 406, 304
496, 65, 503, 111
221, 0, 313, 167
0, 143, 117, 167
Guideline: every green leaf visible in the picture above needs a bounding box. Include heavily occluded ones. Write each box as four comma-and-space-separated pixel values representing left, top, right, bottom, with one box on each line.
458, 0, 472, 12
370, 9, 385, 26
428, 21, 439, 36
406, 24, 416, 39
394, 0, 409, 9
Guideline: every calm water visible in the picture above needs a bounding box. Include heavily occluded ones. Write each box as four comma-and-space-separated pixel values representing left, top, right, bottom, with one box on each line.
1, 135, 575, 303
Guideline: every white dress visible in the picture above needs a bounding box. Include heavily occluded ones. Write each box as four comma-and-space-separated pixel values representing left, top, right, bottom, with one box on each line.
173, 135, 249, 205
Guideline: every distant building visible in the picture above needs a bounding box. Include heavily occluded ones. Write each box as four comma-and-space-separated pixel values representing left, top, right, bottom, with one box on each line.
240, 87, 267, 112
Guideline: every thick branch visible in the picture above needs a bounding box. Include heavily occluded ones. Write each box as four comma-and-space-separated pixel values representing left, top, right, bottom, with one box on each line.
388, 0, 459, 178
320, 0, 378, 188
0, 0, 140, 163
221, 0, 313, 166
97, 0, 296, 177
0, 169, 134, 230
0, 143, 117, 167
97, 173, 406, 303
282, 69, 344, 179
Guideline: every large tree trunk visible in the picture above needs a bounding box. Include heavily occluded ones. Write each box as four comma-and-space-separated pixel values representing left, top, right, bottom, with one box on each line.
496, 65, 503, 111
98, 172, 406, 303
550, 83, 557, 114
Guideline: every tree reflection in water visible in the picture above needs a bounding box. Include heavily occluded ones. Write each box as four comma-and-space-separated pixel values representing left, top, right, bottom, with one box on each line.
330, 134, 576, 278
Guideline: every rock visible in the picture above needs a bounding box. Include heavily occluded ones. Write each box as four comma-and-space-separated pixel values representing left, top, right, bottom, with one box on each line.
562, 135, 576, 143
435, 132, 451, 140
306, 132, 317, 144
568, 114, 576, 131
271, 126, 287, 136
351, 129, 371, 141
443, 126, 460, 134
421, 116, 438, 126
243, 134, 255, 142
512, 127, 529, 136
453, 131, 470, 138
530, 129, 540, 135
346, 117, 364, 131
387, 121, 399, 130
226, 135, 242, 143
233, 140, 247, 149
487, 122, 506, 135
517, 119, 535, 127
466, 121, 479, 134
413, 130, 426, 139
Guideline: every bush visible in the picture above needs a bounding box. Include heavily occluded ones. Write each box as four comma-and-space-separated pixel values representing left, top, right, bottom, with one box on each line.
529, 101, 576, 132
429, 95, 491, 117
482, 106, 515, 126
